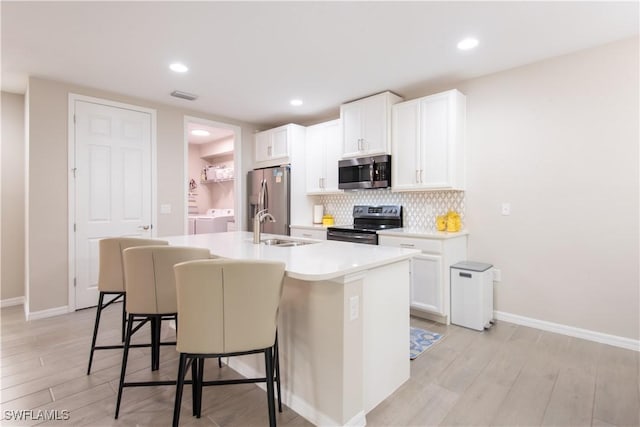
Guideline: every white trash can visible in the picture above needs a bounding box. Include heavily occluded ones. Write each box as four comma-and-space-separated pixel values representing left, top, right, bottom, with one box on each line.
450, 261, 494, 331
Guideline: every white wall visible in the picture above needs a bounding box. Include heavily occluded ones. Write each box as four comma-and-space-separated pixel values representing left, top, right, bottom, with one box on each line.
1, 92, 26, 301
25, 77, 256, 313
407, 37, 639, 340
188, 143, 212, 213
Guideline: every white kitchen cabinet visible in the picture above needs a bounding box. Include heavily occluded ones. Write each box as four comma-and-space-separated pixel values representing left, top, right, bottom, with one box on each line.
411, 254, 443, 314
378, 233, 467, 323
391, 89, 466, 191
340, 91, 403, 158
305, 119, 342, 194
254, 124, 303, 168
290, 226, 327, 240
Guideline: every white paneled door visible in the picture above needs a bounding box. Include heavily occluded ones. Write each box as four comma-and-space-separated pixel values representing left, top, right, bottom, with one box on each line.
72, 99, 154, 309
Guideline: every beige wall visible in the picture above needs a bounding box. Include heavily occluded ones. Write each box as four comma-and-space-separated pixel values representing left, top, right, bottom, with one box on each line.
188, 144, 212, 213
1, 92, 26, 301
406, 37, 639, 340
26, 77, 256, 312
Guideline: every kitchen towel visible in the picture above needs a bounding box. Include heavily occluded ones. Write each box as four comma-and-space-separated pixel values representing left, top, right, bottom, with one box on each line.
410, 327, 443, 360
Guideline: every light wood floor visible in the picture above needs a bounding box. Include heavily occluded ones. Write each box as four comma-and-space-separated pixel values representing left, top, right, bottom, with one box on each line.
1, 304, 638, 426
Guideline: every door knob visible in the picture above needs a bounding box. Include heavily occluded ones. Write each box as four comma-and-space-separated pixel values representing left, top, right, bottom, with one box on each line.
138, 225, 150, 231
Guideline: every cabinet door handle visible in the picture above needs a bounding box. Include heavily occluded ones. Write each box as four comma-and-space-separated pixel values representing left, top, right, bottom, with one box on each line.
420, 170, 423, 183
267, 146, 272, 157
400, 243, 415, 248
321, 177, 325, 188
415, 170, 420, 183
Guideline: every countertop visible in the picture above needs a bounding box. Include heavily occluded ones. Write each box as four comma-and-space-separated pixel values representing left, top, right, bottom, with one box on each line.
163, 231, 418, 282
289, 224, 330, 230
291, 223, 470, 240
377, 228, 469, 239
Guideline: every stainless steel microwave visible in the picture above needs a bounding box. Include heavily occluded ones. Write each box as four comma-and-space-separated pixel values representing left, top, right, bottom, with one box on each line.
338, 155, 391, 190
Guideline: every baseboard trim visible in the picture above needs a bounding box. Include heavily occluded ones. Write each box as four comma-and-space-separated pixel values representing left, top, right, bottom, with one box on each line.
0, 296, 25, 308
26, 305, 69, 321
228, 357, 363, 426
494, 311, 639, 352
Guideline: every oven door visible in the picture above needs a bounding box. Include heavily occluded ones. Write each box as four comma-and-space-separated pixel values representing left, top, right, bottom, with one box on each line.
326, 229, 378, 245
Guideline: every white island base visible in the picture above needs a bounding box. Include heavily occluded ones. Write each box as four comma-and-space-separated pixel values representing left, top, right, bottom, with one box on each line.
228, 260, 410, 426
163, 232, 414, 426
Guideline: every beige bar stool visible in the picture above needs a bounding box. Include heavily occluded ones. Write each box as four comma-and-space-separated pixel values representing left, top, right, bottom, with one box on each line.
172, 259, 285, 427
114, 245, 211, 419
87, 237, 168, 375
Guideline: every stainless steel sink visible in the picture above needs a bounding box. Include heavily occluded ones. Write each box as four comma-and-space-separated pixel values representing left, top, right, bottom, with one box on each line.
261, 238, 315, 247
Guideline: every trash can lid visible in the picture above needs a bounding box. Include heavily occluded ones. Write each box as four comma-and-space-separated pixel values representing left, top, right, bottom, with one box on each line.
451, 261, 493, 272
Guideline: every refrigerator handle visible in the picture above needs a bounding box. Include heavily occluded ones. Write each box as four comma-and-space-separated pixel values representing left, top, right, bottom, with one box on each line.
258, 179, 265, 212
264, 178, 269, 210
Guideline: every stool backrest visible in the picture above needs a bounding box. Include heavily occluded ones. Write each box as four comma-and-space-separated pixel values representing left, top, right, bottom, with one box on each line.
98, 238, 169, 293
123, 246, 211, 314
174, 259, 286, 354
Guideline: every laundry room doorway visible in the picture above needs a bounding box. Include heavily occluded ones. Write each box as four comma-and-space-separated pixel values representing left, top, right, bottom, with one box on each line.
183, 116, 242, 235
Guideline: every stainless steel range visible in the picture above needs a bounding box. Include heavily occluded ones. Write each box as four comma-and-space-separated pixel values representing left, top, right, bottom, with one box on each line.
327, 205, 403, 245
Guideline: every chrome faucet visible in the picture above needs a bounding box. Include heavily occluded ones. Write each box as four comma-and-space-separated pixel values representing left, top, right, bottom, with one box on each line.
253, 209, 276, 243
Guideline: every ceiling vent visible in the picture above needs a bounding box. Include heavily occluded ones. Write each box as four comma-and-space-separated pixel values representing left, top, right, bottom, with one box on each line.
170, 90, 198, 101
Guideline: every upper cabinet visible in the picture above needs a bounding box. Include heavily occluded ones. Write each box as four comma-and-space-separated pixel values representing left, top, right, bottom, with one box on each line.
340, 91, 403, 158
391, 89, 466, 191
254, 124, 304, 168
305, 119, 343, 195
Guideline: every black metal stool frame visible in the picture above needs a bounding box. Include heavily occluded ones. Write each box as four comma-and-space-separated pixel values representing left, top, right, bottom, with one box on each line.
87, 292, 176, 375
115, 312, 179, 419
173, 345, 278, 427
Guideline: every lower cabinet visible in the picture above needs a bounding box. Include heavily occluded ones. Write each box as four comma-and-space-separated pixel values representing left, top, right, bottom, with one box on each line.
410, 253, 443, 315
290, 226, 327, 240
378, 233, 467, 323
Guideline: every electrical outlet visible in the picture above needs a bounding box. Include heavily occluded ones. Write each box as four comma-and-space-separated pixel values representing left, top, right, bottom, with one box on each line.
501, 203, 511, 216
160, 204, 172, 214
349, 296, 359, 321
493, 269, 502, 282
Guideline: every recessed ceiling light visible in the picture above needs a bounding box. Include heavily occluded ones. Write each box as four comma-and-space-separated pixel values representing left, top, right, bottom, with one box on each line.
191, 129, 210, 137
290, 99, 303, 106
170, 63, 189, 73
457, 38, 479, 50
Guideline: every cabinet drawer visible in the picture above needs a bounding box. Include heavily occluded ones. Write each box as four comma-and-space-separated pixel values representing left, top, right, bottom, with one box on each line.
378, 235, 442, 254
290, 228, 327, 240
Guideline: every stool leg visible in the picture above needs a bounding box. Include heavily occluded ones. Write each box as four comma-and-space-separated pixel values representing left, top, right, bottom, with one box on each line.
87, 292, 105, 375
197, 358, 204, 418
150, 316, 161, 371
173, 353, 188, 427
115, 313, 135, 419
191, 357, 198, 417
121, 294, 127, 343
265, 349, 276, 427
274, 338, 282, 413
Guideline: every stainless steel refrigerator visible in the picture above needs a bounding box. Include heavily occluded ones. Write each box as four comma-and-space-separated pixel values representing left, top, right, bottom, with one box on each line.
247, 165, 290, 236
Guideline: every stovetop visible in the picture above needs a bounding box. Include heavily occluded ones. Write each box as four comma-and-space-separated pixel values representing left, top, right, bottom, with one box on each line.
328, 205, 403, 234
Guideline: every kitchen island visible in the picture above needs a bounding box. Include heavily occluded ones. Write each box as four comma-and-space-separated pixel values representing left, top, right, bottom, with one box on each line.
164, 231, 418, 427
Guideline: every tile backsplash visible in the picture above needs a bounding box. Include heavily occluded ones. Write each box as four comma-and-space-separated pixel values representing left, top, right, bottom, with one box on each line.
314, 190, 465, 230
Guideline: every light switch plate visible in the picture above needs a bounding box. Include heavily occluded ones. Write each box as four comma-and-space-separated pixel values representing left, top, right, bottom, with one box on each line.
349, 296, 359, 321
501, 203, 511, 216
